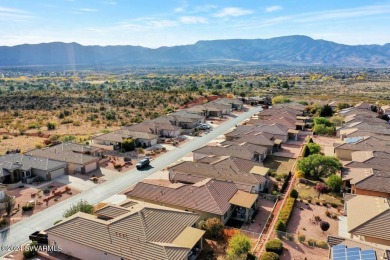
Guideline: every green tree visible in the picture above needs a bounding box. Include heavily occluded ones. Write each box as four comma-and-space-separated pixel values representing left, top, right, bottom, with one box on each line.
313, 117, 332, 126
121, 138, 135, 152
265, 239, 284, 255
226, 233, 252, 258
297, 154, 342, 179
320, 104, 333, 117
202, 217, 224, 239
261, 252, 280, 260
290, 189, 299, 199
307, 143, 321, 155
326, 174, 343, 192
63, 200, 94, 218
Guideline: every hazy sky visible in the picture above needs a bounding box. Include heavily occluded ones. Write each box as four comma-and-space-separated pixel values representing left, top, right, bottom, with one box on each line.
1, 0, 390, 47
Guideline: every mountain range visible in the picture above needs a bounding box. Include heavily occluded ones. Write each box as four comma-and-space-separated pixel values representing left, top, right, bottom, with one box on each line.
0, 35, 389, 67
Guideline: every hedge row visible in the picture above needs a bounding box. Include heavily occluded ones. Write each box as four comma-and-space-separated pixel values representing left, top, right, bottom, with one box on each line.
275, 197, 296, 231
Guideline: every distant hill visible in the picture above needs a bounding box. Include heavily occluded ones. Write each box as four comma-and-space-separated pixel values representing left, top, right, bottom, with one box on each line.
0, 35, 389, 67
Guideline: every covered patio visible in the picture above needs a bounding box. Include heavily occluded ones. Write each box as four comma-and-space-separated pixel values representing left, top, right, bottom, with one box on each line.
229, 190, 259, 223
287, 129, 299, 141
172, 226, 205, 260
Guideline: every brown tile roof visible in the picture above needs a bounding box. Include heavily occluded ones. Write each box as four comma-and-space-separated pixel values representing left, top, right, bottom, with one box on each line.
223, 133, 275, 147
46, 204, 201, 260
347, 195, 390, 242
335, 137, 390, 153
168, 160, 266, 191
247, 116, 296, 128
94, 129, 159, 143
193, 145, 254, 160
342, 168, 374, 185
345, 153, 390, 172
94, 205, 131, 219
126, 178, 242, 215
26, 143, 99, 165
229, 190, 258, 208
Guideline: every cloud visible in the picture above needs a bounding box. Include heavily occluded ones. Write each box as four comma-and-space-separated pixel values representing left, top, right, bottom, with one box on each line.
76, 8, 99, 12
174, 7, 185, 13
179, 16, 207, 24
193, 4, 217, 13
265, 6, 282, 13
213, 7, 253, 18
103, 0, 117, 5
0, 6, 33, 21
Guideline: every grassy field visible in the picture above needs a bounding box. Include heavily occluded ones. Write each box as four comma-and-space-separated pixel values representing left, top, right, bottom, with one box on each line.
263, 155, 296, 175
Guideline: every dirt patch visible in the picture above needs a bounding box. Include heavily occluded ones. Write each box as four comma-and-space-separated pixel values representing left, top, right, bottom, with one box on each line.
263, 156, 296, 175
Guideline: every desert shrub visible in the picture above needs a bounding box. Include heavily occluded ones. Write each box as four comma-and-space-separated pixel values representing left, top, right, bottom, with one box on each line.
0, 218, 7, 227
28, 123, 39, 129
280, 172, 291, 193
298, 234, 306, 243
53, 220, 62, 225
23, 241, 38, 258
316, 240, 329, 249
313, 124, 335, 136
63, 199, 94, 218
308, 239, 316, 246
73, 121, 82, 126
290, 189, 298, 199
265, 239, 283, 255
203, 218, 224, 239
272, 96, 291, 105
22, 203, 34, 211
47, 121, 56, 130
60, 118, 74, 124
261, 252, 280, 260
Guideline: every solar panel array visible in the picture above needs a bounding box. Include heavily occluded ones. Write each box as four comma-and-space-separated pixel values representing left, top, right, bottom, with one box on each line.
332, 245, 377, 260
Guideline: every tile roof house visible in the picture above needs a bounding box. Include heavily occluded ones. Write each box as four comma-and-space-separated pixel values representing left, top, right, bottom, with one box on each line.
92, 129, 159, 150
26, 142, 101, 174
193, 143, 268, 162
222, 131, 282, 155
334, 137, 390, 160
225, 124, 289, 143
125, 178, 258, 224
344, 151, 390, 172
125, 119, 182, 138
168, 157, 269, 193
46, 200, 205, 260
0, 153, 67, 188
346, 195, 390, 246
342, 168, 390, 198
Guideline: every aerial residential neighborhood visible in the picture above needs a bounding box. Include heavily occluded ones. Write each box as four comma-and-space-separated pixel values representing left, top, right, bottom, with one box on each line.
1, 1, 390, 260
1, 94, 389, 260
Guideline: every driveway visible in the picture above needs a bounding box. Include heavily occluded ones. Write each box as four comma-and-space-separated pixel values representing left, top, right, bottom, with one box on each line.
0, 106, 262, 255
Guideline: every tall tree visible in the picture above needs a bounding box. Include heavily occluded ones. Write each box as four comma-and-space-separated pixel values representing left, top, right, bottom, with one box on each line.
297, 154, 342, 179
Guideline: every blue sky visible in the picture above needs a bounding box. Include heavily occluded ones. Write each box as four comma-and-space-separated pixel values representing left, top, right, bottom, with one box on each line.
1, 0, 390, 47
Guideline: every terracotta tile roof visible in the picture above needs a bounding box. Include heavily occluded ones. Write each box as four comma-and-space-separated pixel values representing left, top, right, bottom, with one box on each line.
46, 204, 201, 260
197, 156, 264, 173
347, 195, 390, 241
0, 153, 67, 177
26, 143, 99, 165
224, 133, 275, 147
126, 178, 242, 215
335, 137, 390, 153
193, 145, 260, 160
94, 129, 159, 143
168, 160, 266, 191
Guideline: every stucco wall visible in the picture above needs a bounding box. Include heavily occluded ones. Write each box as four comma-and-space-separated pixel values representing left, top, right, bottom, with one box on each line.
363, 236, 390, 246
335, 148, 353, 160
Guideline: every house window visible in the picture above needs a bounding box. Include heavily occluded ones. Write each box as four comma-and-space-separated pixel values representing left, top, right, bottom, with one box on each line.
23, 171, 31, 178
224, 212, 228, 219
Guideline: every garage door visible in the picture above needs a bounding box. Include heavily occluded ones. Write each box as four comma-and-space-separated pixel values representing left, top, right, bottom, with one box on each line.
85, 161, 98, 173
49, 168, 66, 179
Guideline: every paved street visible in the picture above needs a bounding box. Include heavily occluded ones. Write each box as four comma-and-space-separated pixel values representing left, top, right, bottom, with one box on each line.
0, 106, 261, 255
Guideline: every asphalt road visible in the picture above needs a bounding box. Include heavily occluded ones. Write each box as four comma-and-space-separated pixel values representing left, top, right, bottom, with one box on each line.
0, 106, 262, 255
